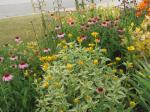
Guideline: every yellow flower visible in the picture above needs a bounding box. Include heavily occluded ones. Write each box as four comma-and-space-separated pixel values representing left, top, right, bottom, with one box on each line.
45, 75, 53, 81
68, 33, 73, 38
127, 46, 135, 51
54, 82, 61, 88
101, 48, 107, 53
113, 76, 118, 81
85, 95, 92, 101
130, 101, 136, 107
78, 60, 84, 65
73, 98, 80, 104
41, 63, 49, 71
88, 44, 95, 47
115, 57, 121, 61
63, 45, 68, 49
67, 64, 73, 70
112, 69, 117, 73
91, 32, 99, 37
127, 62, 133, 68
43, 82, 49, 89
77, 37, 83, 43
93, 59, 98, 65
119, 69, 124, 74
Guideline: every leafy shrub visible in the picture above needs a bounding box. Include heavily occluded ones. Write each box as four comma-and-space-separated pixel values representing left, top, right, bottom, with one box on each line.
35, 43, 127, 112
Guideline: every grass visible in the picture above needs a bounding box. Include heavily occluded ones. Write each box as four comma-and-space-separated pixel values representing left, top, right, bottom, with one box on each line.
0, 14, 43, 45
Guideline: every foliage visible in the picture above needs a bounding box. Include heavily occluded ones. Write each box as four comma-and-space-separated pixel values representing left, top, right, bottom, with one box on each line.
35, 44, 128, 112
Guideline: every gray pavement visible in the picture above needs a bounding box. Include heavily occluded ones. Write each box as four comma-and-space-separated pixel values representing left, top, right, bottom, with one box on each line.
0, 0, 141, 19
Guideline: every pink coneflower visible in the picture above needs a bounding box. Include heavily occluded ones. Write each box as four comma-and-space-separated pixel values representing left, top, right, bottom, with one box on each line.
117, 28, 124, 34
0, 56, 4, 62
15, 37, 21, 43
96, 87, 104, 94
18, 62, 29, 70
55, 26, 61, 31
11, 64, 17, 68
94, 17, 100, 23
101, 22, 109, 27
80, 24, 86, 29
80, 35, 87, 40
57, 33, 65, 39
88, 19, 94, 25
43, 48, 51, 53
68, 21, 75, 26
67, 17, 74, 26
10, 56, 18, 61
2, 73, 13, 82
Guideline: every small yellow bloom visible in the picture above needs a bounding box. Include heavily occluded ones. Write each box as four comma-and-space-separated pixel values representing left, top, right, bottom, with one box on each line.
113, 76, 118, 81
73, 98, 80, 104
91, 32, 99, 37
67, 64, 73, 70
101, 48, 107, 53
119, 69, 124, 74
127, 46, 135, 51
41, 63, 49, 71
54, 82, 61, 88
88, 44, 95, 47
112, 69, 117, 73
78, 60, 84, 65
68, 33, 73, 38
77, 37, 83, 43
115, 57, 121, 61
63, 45, 68, 49
93, 59, 98, 65
45, 75, 53, 81
43, 82, 49, 89
85, 96, 92, 101
130, 101, 136, 107
127, 62, 133, 68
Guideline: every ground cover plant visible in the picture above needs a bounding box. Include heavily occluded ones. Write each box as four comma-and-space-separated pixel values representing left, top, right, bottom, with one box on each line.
0, 0, 150, 112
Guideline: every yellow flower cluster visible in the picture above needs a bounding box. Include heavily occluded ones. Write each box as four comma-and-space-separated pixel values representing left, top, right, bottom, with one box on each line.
40, 55, 58, 62
131, 17, 150, 56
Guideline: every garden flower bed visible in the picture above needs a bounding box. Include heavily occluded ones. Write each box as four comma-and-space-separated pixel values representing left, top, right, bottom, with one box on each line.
0, 0, 150, 112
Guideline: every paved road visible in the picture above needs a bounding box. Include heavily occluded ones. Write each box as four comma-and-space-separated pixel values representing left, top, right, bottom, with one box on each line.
0, 0, 141, 19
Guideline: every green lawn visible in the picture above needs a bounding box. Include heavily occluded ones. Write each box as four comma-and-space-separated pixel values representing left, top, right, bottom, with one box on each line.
0, 14, 43, 45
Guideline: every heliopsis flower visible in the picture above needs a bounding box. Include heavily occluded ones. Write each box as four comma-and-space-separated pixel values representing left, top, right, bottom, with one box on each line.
68, 33, 73, 38
42, 81, 49, 89
0, 56, 4, 62
2, 73, 13, 82
73, 98, 80, 104
41, 63, 49, 71
91, 32, 99, 38
130, 101, 136, 107
101, 48, 107, 53
66, 63, 73, 70
43, 48, 51, 53
57, 33, 65, 39
115, 57, 121, 61
10, 55, 18, 61
78, 60, 84, 65
93, 59, 98, 65
18, 62, 29, 69
127, 46, 135, 51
